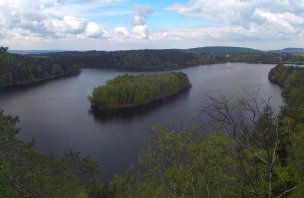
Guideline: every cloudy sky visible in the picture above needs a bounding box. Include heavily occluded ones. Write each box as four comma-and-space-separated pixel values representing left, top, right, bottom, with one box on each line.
1, 0, 304, 50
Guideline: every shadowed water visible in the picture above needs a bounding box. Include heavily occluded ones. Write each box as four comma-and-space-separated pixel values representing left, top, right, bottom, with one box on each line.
0, 63, 283, 180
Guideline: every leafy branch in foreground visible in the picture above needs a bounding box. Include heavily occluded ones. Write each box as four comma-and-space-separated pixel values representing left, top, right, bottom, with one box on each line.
0, 110, 98, 197
202, 93, 293, 198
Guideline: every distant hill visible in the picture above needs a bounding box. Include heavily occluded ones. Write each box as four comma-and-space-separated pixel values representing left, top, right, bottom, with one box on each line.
10, 47, 304, 56
9, 50, 64, 55
184, 46, 261, 56
10, 46, 262, 56
269, 48, 304, 53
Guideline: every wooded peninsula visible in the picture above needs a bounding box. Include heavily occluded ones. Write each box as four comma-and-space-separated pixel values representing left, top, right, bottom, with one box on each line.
88, 72, 191, 110
0, 47, 79, 87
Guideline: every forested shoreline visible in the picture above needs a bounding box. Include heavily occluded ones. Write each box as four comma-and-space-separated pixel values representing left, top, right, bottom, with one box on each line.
268, 65, 304, 196
34, 48, 304, 71
2, 45, 304, 88
89, 72, 191, 110
0, 47, 80, 87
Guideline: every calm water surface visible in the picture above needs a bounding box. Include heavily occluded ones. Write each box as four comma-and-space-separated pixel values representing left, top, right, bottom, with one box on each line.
0, 63, 283, 180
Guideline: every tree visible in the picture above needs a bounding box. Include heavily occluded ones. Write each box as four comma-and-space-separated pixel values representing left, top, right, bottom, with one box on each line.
202, 93, 294, 197
0, 46, 9, 54
0, 49, 80, 86
100, 127, 242, 198
0, 110, 98, 197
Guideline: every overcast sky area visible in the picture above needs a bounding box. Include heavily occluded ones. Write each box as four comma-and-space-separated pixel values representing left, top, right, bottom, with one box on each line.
1, 0, 304, 50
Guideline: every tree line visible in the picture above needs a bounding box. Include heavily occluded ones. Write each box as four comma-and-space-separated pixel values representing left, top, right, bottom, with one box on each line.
0, 47, 80, 86
229, 53, 304, 64
40, 50, 224, 71
2, 45, 304, 87
36, 49, 304, 71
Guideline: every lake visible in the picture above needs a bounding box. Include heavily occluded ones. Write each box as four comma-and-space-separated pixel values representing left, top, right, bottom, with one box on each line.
0, 63, 283, 180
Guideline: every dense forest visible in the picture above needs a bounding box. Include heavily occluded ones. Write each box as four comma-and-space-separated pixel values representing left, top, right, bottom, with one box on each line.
0, 47, 80, 87
89, 72, 191, 109
229, 53, 304, 65
2, 45, 304, 87
184, 46, 261, 55
31, 48, 304, 71
36, 49, 227, 70
267, 65, 304, 197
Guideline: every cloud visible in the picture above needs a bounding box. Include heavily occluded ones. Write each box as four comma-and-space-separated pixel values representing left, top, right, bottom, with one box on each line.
0, 0, 106, 40
53, 0, 120, 5
165, 0, 304, 41
2, 0, 304, 50
83, 22, 105, 38
132, 13, 146, 26
132, 25, 149, 39
131, 4, 153, 39
114, 27, 129, 36
0, 1, 153, 42
135, 4, 153, 17
108, 5, 153, 41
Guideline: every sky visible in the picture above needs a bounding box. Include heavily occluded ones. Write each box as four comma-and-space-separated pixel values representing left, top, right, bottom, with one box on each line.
1, 0, 304, 51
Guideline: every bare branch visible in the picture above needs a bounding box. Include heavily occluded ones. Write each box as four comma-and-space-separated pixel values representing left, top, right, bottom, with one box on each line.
275, 186, 296, 198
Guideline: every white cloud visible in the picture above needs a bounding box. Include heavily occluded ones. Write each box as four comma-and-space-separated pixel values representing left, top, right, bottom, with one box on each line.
0, 0, 108, 41
105, 5, 153, 41
132, 25, 149, 39
2, 0, 304, 50
165, 0, 304, 41
133, 13, 146, 26
114, 27, 129, 36
131, 4, 153, 39
83, 22, 105, 38
0, 0, 155, 45
134, 4, 153, 17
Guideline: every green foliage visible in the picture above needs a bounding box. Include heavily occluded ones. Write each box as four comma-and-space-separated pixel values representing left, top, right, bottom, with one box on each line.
185, 46, 260, 55
268, 65, 304, 197
41, 49, 203, 71
0, 50, 80, 87
35, 49, 304, 71
89, 72, 191, 109
228, 51, 304, 64
140, 129, 240, 198
0, 110, 97, 197
98, 123, 293, 197
99, 129, 241, 197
